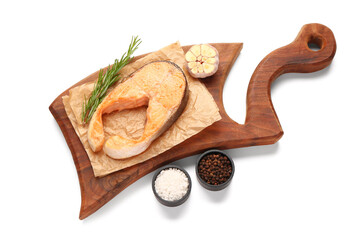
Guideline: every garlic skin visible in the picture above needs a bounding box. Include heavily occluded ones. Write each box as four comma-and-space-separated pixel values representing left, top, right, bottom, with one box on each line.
185, 44, 219, 78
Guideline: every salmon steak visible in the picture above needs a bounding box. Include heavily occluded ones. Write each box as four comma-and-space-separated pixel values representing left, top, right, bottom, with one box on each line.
87, 61, 189, 159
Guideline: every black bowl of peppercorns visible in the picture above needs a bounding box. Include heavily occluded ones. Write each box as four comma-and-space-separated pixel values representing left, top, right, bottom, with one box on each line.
196, 149, 235, 191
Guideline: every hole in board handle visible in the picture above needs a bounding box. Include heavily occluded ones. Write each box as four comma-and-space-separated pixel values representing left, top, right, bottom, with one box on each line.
307, 35, 323, 52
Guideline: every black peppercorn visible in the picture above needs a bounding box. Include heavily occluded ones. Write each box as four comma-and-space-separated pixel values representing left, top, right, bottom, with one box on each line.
198, 152, 232, 185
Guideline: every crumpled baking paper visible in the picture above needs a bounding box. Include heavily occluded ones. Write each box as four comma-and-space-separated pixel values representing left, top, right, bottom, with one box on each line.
62, 42, 221, 177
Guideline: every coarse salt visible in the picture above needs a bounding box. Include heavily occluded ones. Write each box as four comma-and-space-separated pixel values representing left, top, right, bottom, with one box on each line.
154, 168, 189, 201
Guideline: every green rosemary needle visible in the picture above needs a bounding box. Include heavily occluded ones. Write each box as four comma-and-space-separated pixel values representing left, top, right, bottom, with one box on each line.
81, 36, 141, 123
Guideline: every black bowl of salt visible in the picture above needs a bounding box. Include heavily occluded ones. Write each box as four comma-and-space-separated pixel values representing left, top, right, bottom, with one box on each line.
152, 165, 192, 207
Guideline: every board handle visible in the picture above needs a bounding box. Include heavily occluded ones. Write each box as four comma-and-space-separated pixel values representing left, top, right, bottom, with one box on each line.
244, 23, 336, 143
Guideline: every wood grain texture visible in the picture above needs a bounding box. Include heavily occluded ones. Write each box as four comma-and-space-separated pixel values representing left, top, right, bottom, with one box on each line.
49, 23, 336, 219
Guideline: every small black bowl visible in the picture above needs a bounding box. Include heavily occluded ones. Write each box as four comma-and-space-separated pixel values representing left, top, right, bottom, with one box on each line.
196, 149, 235, 191
152, 165, 192, 207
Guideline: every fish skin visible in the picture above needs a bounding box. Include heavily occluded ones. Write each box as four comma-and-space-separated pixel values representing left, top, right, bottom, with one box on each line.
87, 61, 189, 160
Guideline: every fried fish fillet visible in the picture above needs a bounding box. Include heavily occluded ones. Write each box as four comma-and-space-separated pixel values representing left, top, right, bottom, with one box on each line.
87, 61, 189, 159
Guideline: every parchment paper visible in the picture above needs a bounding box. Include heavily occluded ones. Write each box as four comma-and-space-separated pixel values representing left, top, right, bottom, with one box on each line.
63, 42, 221, 177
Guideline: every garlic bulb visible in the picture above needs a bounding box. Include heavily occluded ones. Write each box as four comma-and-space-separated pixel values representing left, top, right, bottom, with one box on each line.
185, 44, 219, 78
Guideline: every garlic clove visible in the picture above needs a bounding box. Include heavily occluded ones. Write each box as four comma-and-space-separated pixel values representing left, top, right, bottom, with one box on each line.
185, 51, 196, 62
190, 45, 201, 57
201, 45, 217, 57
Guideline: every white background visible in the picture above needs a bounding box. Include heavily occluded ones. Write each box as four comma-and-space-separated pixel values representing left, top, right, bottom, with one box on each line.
1, 0, 359, 239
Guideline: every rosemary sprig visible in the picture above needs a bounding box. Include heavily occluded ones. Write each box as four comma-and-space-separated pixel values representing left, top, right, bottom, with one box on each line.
81, 36, 141, 123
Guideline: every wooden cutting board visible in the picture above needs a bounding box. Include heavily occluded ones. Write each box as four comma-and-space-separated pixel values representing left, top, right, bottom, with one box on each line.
49, 23, 336, 219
